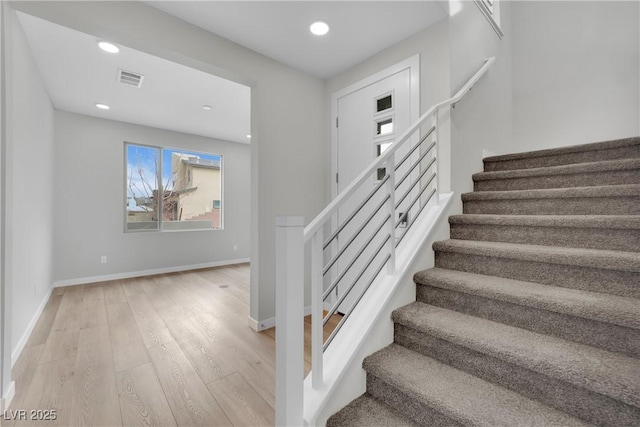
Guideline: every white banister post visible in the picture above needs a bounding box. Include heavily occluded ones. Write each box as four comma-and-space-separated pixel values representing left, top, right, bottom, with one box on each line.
434, 111, 441, 204
310, 230, 324, 389
385, 155, 396, 273
275, 216, 304, 427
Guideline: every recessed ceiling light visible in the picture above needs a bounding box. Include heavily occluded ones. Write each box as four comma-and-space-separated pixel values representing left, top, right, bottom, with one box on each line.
98, 41, 119, 54
95, 103, 110, 110
246, 134, 252, 139
310, 21, 329, 36
202, 105, 213, 111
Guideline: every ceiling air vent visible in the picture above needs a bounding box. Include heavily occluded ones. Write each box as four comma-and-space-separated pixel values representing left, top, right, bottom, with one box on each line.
118, 69, 144, 88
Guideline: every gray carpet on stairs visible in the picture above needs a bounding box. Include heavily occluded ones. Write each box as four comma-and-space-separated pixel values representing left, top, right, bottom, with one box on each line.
449, 214, 640, 251
326, 394, 419, 427
482, 136, 640, 171
415, 268, 640, 357
327, 137, 640, 427
474, 158, 640, 191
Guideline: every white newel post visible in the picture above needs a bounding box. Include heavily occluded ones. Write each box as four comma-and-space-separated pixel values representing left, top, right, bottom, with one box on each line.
275, 216, 304, 427
310, 230, 324, 389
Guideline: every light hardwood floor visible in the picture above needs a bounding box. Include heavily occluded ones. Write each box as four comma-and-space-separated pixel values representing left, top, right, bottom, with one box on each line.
4, 264, 340, 427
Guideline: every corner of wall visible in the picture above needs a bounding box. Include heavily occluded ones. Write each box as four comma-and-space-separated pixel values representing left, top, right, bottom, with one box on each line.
10, 286, 52, 367
6, 4, 56, 358
0, 0, 12, 407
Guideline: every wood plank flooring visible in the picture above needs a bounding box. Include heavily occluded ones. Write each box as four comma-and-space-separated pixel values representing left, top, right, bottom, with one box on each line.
4, 264, 341, 427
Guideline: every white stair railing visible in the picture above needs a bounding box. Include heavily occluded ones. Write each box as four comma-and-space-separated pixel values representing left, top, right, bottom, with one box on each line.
275, 57, 495, 426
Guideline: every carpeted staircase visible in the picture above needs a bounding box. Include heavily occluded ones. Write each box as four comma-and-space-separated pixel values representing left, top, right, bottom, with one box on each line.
327, 137, 640, 427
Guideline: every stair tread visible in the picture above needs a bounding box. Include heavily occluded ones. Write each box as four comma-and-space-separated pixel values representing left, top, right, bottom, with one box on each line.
433, 239, 640, 272
462, 184, 640, 201
364, 344, 591, 427
449, 214, 640, 229
392, 303, 640, 408
483, 137, 640, 164
474, 158, 640, 182
414, 268, 640, 330
327, 394, 418, 427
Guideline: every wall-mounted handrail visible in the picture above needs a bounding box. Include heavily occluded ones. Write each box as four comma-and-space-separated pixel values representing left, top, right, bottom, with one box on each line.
303, 57, 496, 241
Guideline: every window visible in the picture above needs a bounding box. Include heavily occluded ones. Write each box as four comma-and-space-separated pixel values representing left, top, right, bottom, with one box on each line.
376, 94, 392, 112
125, 143, 223, 232
376, 117, 394, 136
376, 141, 393, 156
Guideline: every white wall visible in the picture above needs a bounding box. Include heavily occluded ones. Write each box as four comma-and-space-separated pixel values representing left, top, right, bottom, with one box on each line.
327, 17, 451, 124
325, 15, 452, 221
512, 1, 640, 150
448, 0, 515, 198
6, 8, 55, 356
0, 0, 10, 407
53, 111, 250, 283
12, 1, 328, 325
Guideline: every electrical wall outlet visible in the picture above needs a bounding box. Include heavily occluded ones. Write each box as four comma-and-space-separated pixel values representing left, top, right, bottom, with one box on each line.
101, 255, 107, 264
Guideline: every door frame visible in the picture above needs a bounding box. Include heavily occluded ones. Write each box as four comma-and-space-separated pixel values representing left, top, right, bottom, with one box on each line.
330, 54, 420, 200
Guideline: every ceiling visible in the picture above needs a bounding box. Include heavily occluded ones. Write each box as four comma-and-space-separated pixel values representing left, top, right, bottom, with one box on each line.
17, 12, 252, 144
146, 1, 449, 79
16, 2, 448, 144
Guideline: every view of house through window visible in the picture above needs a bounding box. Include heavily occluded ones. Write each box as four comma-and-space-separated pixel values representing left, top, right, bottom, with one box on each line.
126, 143, 222, 231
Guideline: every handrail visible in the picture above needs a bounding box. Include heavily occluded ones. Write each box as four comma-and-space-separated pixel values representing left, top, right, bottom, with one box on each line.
303, 57, 495, 240
275, 57, 496, 426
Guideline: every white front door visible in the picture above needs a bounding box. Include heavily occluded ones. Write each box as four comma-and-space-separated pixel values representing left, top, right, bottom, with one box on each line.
331, 57, 419, 314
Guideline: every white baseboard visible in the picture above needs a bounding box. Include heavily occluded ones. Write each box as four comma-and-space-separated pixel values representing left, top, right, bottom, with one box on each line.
11, 287, 53, 367
248, 305, 313, 332
52, 258, 250, 288
248, 316, 275, 332
1, 381, 15, 412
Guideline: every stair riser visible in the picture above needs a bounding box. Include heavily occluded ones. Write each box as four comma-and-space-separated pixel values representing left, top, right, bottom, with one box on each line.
435, 251, 639, 298
463, 196, 640, 215
366, 373, 463, 427
450, 223, 640, 252
474, 170, 640, 192
483, 145, 640, 172
416, 284, 640, 358
394, 325, 640, 427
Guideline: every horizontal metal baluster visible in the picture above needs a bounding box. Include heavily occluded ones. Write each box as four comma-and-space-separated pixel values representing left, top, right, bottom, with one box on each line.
323, 174, 390, 250
323, 231, 391, 325
323, 253, 391, 351
394, 126, 435, 172
395, 187, 437, 247
395, 148, 436, 198
395, 179, 436, 229
394, 142, 436, 191
396, 168, 436, 212
322, 214, 391, 301
323, 194, 390, 276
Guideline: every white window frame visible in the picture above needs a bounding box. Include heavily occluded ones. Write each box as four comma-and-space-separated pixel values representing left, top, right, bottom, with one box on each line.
124, 142, 224, 233
475, 0, 504, 38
